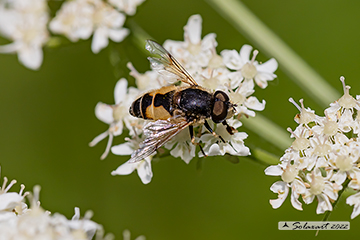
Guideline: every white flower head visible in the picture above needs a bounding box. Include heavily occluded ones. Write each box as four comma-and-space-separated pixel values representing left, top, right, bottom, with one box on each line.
0, 168, 111, 240
90, 0, 129, 54
49, 0, 129, 54
266, 79, 360, 218
0, 0, 49, 70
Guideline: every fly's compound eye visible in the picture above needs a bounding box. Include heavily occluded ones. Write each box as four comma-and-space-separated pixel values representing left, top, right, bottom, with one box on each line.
211, 91, 229, 123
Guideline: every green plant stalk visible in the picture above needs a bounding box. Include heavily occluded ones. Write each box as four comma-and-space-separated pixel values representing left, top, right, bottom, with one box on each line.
242, 113, 292, 151
206, 0, 340, 107
127, 19, 153, 55
315, 178, 351, 236
251, 148, 280, 165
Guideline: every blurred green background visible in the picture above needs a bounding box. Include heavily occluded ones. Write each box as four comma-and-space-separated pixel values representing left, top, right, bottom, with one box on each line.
1, 0, 360, 239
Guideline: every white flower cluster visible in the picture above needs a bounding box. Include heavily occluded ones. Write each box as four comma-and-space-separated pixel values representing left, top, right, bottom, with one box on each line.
0, 168, 108, 240
0, 0, 145, 69
90, 14, 278, 184
0, 0, 49, 70
49, 0, 144, 54
265, 77, 360, 219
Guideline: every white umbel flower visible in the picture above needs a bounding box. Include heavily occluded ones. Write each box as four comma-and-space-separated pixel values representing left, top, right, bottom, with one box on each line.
49, 0, 129, 54
0, 0, 49, 70
0, 169, 109, 240
266, 77, 360, 218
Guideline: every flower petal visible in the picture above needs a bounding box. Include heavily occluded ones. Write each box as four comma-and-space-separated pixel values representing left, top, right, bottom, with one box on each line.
108, 28, 129, 43
91, 27, 109, 54
114, 78, 128, 104
245, 97, 266, 111
316, 194, 332, 214
111, 160, 138, 175
137, 158, 153, 184
184, 14, 202, 45
18, 46, 43, 70
269, 181, 289, 209
111, 142, 134, 155
221, 49, 242, 70
264, 165, 283, 176
95, 102, 114, 124
239, 44, 252, 64
0, 192, 23, 211
256, 58, 278, 73
346, 192, 360, 219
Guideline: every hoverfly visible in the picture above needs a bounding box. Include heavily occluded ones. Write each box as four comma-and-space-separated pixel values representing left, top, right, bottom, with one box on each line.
128, 40, 237, 162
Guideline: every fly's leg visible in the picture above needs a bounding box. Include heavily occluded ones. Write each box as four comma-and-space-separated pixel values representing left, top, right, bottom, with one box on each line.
204, 120, 225, 143
222, 120, 237, 135
189, 125, 207, 157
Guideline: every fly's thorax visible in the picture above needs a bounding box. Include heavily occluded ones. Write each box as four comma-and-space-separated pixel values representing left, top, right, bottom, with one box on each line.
174, 87, 213, 121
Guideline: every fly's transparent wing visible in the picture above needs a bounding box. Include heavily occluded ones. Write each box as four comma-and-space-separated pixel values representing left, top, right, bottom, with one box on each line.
145, 40, 198, 86
129, 116, 192, 162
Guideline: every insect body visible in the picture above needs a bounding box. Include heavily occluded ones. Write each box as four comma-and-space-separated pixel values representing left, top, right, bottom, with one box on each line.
128, 40, 236, 162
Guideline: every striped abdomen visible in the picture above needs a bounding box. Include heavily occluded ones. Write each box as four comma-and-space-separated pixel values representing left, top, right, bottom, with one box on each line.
129, 85, 177, 120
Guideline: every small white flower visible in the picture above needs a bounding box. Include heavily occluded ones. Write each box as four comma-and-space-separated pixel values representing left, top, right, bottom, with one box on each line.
265, 163, 306, 210
49, 0, 129, 54
197, 67, 230, 90
289, 98, 319, 125
302, 169, 341, 214
90, 0, 129, 54
89, 78, 139, 159
269, 181, 289, 209
164, 127, 195, 164
111, 137, 153, 184
200, 119, 250, 157
163, 14, 219, 76
49, 0, 94, 42
326, 77, 359, 119
221, 44, 278, 88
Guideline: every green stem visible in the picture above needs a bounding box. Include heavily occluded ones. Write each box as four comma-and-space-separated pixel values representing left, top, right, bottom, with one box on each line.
241, 113, 292, 150
251, 148, 280, 165
206, 0, 340, 107
127, 19, 153, 55
315, 178, 351, 236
